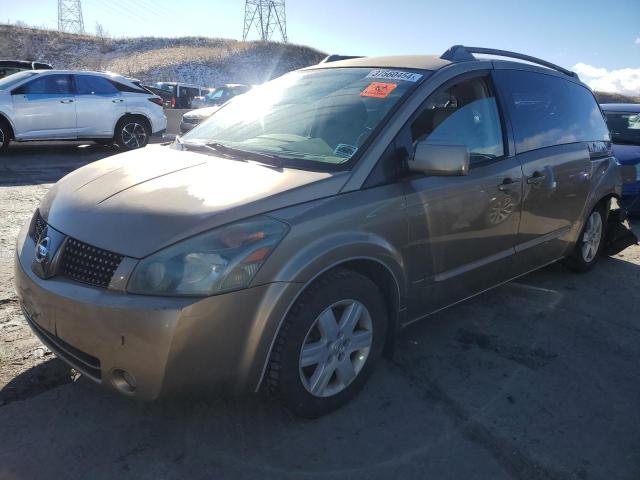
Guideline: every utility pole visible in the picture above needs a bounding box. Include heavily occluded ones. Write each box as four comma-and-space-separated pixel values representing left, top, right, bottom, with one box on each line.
243, 0, 287, 43
58, 0, 85, 34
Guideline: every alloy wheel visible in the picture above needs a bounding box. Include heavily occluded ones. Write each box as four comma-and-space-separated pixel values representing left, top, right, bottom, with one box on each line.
581, 211, 602, 262
121, 122, 147, 149
299, 299, 373, 398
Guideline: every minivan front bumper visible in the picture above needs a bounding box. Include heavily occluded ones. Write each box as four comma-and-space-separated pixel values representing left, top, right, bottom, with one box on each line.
15, 223, 301, 400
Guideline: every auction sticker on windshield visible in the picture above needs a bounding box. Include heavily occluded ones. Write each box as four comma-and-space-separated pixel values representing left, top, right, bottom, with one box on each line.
366, 69, 423, 82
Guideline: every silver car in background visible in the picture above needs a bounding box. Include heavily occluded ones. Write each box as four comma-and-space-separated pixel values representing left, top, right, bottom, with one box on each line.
0, 70, 167, 152
15, 46, 624, 418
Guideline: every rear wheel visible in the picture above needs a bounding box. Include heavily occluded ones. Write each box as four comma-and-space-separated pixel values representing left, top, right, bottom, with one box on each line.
115, 117, 150, 150
0, 119, 10, 153
563, 204, 606, 272
266, 269, 387, 418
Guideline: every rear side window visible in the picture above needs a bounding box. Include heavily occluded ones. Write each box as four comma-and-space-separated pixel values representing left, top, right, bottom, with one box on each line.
21, 74, 72, 94
494, 70, 609, 153
75, 75, 119, 95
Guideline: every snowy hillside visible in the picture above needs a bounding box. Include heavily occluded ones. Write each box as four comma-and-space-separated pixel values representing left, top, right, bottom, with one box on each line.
0, 24, 327, 87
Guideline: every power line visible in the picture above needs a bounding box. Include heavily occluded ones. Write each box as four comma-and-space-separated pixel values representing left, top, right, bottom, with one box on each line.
243, 0, 287, 43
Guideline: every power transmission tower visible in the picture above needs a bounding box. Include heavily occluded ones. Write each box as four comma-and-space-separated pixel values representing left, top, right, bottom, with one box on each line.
58, 0, 85, 34
243, 1, 287, 43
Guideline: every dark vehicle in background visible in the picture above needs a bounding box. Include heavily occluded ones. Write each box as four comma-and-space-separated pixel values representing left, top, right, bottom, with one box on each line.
144, 84, 173, 108
152, 82, 207, 109
602, 104, 640, 215
179, 84, 251, 133
201, 83, 250, 106
0, 60, 52, 79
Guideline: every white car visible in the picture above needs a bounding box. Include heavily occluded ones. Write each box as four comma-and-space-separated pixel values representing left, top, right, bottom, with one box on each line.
0, 70, 167, 152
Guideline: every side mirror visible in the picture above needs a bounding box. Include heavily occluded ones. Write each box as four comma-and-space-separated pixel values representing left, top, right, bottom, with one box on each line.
408, 141, 470, 176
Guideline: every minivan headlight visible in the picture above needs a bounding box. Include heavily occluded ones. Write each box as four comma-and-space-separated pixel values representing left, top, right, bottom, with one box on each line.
127, 217, 288, 296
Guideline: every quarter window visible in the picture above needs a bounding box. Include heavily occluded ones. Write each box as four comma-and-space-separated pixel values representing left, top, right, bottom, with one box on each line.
75, 75, 119, 95
409, 76, 504, 164
493, 70, 610, 153
21, 74, 72, 94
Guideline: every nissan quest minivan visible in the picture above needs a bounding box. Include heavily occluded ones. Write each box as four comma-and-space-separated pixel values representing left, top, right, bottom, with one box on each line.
15, 46, 623, 418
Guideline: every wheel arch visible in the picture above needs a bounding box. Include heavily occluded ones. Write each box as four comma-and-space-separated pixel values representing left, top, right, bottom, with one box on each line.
114, 112, 152, 136
0, 112, 15, 139
255, 254, 404, 392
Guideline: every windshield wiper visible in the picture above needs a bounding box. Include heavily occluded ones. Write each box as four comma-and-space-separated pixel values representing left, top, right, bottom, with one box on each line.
206, 142, 283, 168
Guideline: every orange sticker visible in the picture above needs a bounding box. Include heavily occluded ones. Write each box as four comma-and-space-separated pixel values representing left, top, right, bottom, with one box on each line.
360, 82, 397, 99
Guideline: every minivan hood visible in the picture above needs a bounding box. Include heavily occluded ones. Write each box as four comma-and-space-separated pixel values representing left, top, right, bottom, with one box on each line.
41, 145, 348, 258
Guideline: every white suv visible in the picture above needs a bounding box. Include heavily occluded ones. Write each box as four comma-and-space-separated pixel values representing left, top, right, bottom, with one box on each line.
0, 70, 167, 152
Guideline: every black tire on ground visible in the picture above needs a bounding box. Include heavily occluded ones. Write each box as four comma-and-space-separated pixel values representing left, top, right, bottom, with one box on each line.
563, 203, 607, 273
115, 116, 150, 150
0, 119, 10, 153
266, 268, 388, 418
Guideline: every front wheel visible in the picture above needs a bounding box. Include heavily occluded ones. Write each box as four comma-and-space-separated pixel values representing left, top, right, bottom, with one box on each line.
563, 205, 606, 272
266, 269, 388, 418
115, 117, 150, 150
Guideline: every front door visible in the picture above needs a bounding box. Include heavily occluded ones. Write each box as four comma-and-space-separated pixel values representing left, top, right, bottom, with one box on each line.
74, 74, 126, 138
493, 69, 595, 272
11, 74, 76, 139
399, 73, 523, 319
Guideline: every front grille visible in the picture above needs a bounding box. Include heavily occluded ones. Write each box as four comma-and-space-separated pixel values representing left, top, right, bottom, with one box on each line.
59, 238, 124, 288
22, 305, 102, 380
30, 210, 47, 241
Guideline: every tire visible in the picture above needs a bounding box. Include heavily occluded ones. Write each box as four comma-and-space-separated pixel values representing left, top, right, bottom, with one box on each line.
0, 119, 10, 153
563, 204, 607, 273
266, 269, 388, 418
115, 116, 150, 150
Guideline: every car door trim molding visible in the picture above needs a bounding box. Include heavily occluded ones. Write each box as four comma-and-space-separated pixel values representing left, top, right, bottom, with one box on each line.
514, 226, 571, 253
432, 247, 515, 282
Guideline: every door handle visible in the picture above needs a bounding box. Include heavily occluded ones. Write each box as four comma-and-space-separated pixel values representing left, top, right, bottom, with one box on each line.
111, 99, 124, 103
526, 171, 547, 185
497, 177, 519, 192
60, 99, 74, 104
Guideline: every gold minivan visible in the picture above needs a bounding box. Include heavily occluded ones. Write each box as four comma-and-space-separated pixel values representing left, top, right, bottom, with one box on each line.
15, 46, 623, 417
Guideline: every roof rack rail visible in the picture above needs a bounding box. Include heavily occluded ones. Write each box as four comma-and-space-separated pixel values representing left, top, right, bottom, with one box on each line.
440, 45, 578, 79
320, 55, 363, 64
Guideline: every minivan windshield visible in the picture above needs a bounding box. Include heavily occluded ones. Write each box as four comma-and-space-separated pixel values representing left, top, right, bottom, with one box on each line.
181, 67, 425, 168
0, 70, 38, 90
604, 111, 640, 145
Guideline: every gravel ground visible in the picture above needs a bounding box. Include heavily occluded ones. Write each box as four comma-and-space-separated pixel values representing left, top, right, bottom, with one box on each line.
1, 142, 639, 480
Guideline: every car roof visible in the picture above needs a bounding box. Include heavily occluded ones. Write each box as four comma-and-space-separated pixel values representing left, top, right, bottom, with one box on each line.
308, 55, 452, 72
600, 103, 640, 112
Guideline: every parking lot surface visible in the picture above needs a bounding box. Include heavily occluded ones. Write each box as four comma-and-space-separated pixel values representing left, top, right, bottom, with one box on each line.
1, 143, 639, 480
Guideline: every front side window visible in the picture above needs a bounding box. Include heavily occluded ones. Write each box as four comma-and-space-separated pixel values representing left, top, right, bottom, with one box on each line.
604, 111, 640, 145
75, 75, 119, 95
183, 67, 425, 168
21, 74, 72, 94
494, 70, 610, 153
409, 75, 504, 164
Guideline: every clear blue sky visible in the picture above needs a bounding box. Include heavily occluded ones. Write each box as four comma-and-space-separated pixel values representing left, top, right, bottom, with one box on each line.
4, 0, 639, 71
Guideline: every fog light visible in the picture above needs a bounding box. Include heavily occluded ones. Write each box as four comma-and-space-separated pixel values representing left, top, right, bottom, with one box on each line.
111, 368, 137, 393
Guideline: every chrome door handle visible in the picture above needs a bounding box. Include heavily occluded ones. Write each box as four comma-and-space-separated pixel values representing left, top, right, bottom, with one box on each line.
112, 99, 124, 103
526, 171, 547, 184
60, 99, 74, 104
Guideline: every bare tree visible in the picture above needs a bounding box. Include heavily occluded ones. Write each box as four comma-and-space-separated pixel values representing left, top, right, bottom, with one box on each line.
95, 22, 112, 53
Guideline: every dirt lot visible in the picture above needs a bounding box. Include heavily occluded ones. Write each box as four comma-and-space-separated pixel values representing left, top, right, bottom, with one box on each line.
1, 142, 639, 480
